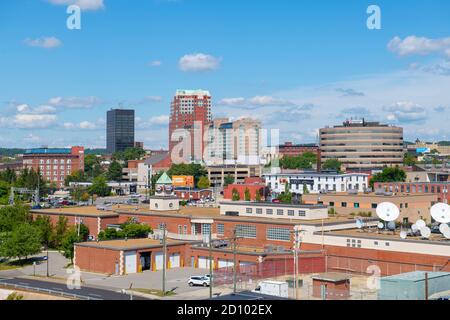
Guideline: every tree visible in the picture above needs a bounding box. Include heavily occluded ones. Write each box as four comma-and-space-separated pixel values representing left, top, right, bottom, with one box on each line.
244, 188, 251, 201
167, 163, 207, 187
84, 154, 103, 179
369, 167, 407, 188
107, 161, 123, 182
60, 228, 79, 263
197, 176, 210, 189
0, 223, 42, 261
0, 181, 10, 205
232, 188, 240, 201
113, 147, 146, 162
277, 183, 292, 204
89, 176, 110, 197
223, 174, 235, 187
0, 205, 32, 233
33, 215, 53, 246
53, 216, 68, 248
403, 154, 417, 166
122, 223, 152, 238
65, 170, 87, 187
255, 190, 261, 202
279, 152, 318, 170
322, 158, 342, 172
303, 183, 309, 194
0, 168, 16, 184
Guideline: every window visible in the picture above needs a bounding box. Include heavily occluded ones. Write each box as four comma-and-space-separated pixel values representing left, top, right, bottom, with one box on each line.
346, 239, 351, 247
400, 203, 403, 209
266, 209, 273, 215
357, 240, 362, 248
266, 228, 290, 241
235, 225, 257, 239
354, 203, 360, 208
298, 210, 306, 217
277, 209, 284, 216
287, 210, 294, 216
246, 208, 252, 214
178, 225, 182, 234
256, 208, 262, 214
385, 242, 390, 246
405, 203, 408, 208
329, 202, 335, 207
217, 223, 224, 235
374, 241, 378, 246
341, 202, 347, 207
371, 203, 377, 209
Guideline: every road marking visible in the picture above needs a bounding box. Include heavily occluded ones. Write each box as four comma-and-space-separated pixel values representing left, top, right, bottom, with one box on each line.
88, 293, 102, 297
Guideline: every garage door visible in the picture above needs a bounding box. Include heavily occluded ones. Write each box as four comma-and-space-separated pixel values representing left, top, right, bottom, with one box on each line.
198, 257, 208, 269
169, 253, 180, 268
154, 252, 164, 271
218, 259, 234, 269
124, 251, 137, 274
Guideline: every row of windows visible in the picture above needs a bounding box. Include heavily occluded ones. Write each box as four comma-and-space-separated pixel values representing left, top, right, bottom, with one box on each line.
39, 159, 72, 164
266, 228, 291, 241
380, 184, 448, 194
246, 207, 306, 217
235, 225, 257, 239
40, 165, 72, 170
216, 224, 291, 242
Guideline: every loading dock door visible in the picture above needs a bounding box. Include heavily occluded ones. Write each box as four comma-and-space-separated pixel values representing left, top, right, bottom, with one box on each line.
218, 259, 234, 269
155, 252, 164, 270
124, 251, 137, 274
198, 256, 208, 269
169, 253, 181, 268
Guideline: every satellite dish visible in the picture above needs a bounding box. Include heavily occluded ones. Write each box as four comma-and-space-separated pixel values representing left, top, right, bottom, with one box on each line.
377, 222, 384, 229
443, 229, 450, 240
439, 223, 450, 234
356, 219, 363, 229
411, 224, 419, 233
400, 231, 407, 239
376, 202, 400, 222
430, 203, 450, 224
416, 219, 426, 229
420, 227, 431, 239
387, 221, 396, 231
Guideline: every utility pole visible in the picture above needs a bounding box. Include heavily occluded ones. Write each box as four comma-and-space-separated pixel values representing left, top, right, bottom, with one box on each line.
425, 272, 429, 300
209, 224, 213, 299
291, 226, 301, 300
162, 223, 167, 296
46, 244, 49, 277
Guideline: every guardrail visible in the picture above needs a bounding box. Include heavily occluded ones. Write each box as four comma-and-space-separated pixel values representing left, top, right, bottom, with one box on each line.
0, 283, 102, 300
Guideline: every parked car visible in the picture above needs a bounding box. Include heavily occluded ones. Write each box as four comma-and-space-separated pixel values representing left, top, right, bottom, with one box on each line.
188, 276, 210, 287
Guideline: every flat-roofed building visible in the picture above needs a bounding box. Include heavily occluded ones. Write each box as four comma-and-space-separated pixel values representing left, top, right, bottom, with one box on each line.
320, 119, 404, 171
264, 172, 369, 195
207, 164, 263, 187
22, 146, 85, 188
375, 181, 450, 204
302, 192, 438, 223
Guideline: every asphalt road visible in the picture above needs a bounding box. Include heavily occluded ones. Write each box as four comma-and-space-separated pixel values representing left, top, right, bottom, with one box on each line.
0, 277, 150, 300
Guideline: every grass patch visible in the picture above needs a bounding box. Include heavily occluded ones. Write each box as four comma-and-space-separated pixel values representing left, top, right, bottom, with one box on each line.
132, 288, 176, 297
0, 258, 37, 270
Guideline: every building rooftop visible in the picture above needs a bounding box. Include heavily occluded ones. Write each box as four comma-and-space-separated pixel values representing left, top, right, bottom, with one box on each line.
76, 238, 192, 251
312, 272, 351, 282
381, 271, 450, 282
303, 192, 437, 199
31, 205, 131, 217
24, 148, 71, 155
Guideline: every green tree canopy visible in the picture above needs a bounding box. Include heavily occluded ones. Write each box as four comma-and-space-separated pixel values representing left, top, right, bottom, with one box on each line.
53, 216, 68, 248
223, 174, 235, 187
88, 176, 110, 197
244, 187, 251, 201
84, 154, 103, 179
65, 170, 88, 187
33, 215, 53, 246
167, 163, 207, 187
113, 147, 146, 162
370, 167, 407, 188
322, 158, 342, 172
0, 205, 32, 233
403, 154, 417, 166
232, 188, 240, 201
107, 161, 123, 182
197, 176, 210, 189
0, 223, 42, 260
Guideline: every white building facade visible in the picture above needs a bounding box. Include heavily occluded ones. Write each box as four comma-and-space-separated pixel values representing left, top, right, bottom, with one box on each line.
264, 172, 369, 195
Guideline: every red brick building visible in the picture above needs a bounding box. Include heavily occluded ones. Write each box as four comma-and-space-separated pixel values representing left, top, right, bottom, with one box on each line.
223, 177, 268, 201
279, 142, 319, 158
22, 146, 85, 188
376, 182, 450, 203
169, 90, 212, 163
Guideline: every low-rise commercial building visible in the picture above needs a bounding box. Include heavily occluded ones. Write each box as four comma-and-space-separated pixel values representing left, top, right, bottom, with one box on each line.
376, 182, 450, 204
302, 192, 438, 223
264, 172, 369, 195
207, 164, 263, 187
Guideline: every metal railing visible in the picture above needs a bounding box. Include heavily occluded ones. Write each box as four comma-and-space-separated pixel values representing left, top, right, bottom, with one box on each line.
0, 283, 102, 300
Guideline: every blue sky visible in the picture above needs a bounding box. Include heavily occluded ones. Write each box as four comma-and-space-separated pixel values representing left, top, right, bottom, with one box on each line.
1, 0, 450, 148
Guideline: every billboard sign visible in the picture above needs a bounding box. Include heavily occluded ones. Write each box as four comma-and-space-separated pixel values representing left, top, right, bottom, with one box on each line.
172, 175, 195, 187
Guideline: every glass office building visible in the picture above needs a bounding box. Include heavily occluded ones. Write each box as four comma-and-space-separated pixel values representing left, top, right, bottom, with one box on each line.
106, 109, 135, 154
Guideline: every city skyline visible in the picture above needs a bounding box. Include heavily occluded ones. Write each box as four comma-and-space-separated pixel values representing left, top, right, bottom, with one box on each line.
1, 0, 450, 149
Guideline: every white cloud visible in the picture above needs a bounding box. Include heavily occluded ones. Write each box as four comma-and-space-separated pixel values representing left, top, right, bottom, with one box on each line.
178, 53, 221, 72
48, 96, 102, 109
23, 134, 42, 143
218, 96, 295, 108
149, 115, 169, 125
13, 114, 57, 129
388, 35, 450, 57
16, 104, 57, 114
47, 0, 104, 11
24, 37, 62, 49
149, 60, 162, 67
383, 102, 427, 123
79, 121, 97, 129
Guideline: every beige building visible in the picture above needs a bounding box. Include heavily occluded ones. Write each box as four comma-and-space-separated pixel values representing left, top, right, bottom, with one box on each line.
302, 193, 438, 224
319, 119, 404, 171
207, 164, 263, 187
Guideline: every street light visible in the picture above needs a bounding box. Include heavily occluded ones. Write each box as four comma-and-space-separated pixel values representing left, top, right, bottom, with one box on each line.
291, 226, 301, 300
160, 223, 167, 296
46, 244, 49, 277
209, 223, 213, 299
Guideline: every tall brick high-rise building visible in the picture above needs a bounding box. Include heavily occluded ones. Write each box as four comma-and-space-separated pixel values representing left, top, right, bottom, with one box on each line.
169, 89, 212, 163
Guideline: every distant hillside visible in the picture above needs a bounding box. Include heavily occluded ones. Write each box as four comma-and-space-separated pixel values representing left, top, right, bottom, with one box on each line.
438, 141, 450, 146
0, 148, 107, 157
